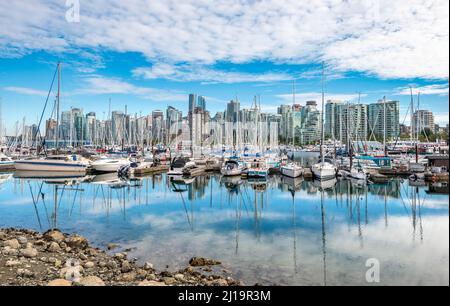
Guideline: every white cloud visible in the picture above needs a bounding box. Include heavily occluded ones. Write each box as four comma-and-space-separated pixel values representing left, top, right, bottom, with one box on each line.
3, 86, 48, 97
77, 76, 187, 102
395, 84, 449, 96
133, 63, 293, 84
0, 0, 448, 80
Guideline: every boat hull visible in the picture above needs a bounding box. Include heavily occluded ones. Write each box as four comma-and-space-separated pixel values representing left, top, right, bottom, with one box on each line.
14, 160, 87, 172
311, 163, 336, 181
281, 167, 303, 178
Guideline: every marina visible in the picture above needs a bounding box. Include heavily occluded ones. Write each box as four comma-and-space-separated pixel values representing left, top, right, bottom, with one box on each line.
0, 170, 448, 286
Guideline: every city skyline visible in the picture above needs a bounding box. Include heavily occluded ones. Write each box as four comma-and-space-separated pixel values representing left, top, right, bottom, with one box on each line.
0, 0, 449, 134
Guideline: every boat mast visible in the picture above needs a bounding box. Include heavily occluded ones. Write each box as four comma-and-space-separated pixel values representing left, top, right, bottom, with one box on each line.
383, 96, 387, 157
292, 80, 296, 148
416, 92, 421, 163
55, 62, 61, 150
320, 62, 325, 165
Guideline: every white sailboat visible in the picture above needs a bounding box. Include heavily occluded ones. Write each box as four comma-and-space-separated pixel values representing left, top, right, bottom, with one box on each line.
0, 154, 14, 170
221, 159, 245, 177
281, 80, 304, 179
312, 63, 337, 181
13, 63, 89, 173
15, 155, 88, 172
90, 156, 130, 172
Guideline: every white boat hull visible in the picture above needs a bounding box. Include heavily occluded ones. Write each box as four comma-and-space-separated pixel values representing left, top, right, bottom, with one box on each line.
281, 166, 303, 178
311, 163, 336, 180
14, 160, 87, 172
221, 168, 242, 177
91, 160, 130, 172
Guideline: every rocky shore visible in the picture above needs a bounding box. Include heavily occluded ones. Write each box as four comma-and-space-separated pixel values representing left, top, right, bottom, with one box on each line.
0, 228, 243, 286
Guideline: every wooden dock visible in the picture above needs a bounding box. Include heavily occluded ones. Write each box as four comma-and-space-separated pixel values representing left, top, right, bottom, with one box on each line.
303, 168, 313, 180
134, 164, 169, 175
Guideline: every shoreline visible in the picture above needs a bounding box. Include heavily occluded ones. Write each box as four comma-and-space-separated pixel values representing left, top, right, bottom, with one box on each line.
0, 228, 243, 286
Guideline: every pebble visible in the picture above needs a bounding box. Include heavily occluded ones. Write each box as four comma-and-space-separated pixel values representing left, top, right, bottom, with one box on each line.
163, 277, 177, 285
121, 261, 132, 273
84, 261, 95, 269
17, 268, 34, 278
107, 243, 119, 250
174, 274, 185, 281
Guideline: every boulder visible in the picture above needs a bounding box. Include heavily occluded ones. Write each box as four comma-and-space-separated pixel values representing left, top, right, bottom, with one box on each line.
20, 247, 38, 258
67, 235, 88, 249
4, 239, 20, 249
43, 230, 65, 243
78, 276, 105, 286
47, 242, 61, 253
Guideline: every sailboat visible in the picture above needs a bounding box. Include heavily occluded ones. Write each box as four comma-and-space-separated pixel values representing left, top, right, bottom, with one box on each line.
281, 80, 303, 178
0, 154, 14, 170
311, 64, 337, 180
14, 63, 89, 173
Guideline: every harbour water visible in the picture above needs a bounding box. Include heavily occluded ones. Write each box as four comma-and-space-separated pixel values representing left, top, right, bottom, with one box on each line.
0, 172, 448, 286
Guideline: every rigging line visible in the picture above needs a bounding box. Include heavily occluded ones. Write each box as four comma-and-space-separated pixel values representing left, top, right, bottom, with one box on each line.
28, 182, 43, 230
33, 64, 58, 146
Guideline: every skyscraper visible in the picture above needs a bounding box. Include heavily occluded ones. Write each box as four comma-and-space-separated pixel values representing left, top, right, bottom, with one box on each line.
189, 94, 197, 113
226, 100, 240, 123
368, 100, 400, 141
197, 96, 206, 111
325, 100, 343, 139
413, 110, 435, 136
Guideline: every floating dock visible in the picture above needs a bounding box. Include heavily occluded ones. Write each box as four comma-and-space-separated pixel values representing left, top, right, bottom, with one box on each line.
134, 164, 169, 175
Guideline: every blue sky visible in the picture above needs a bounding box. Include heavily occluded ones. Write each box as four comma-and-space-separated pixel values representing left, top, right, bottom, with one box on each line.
0, 0, 448, 134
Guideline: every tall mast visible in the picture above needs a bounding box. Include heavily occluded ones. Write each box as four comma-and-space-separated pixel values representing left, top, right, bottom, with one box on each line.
0, 97, 3, 145
410, 87, 414, 145
55, 62, 61, 150
320, 62, 325, 165
383, 96, 387, 157
416, 92, 421, 163
292, 80, 296, 147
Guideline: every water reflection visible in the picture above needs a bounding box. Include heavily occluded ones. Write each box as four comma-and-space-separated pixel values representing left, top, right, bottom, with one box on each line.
0, 172, 448, 286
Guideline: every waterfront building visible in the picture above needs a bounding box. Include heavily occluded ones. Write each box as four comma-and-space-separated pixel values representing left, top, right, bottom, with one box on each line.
413, 110, 435, 136
368, 100, 400, 141
335, 103, 368, 146
325, 100, 343, 139
300, 101, 321, 144
152, 110, 164, 144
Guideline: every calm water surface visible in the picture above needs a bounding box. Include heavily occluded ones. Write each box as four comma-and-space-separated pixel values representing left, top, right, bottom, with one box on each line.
0, 171, 448, 286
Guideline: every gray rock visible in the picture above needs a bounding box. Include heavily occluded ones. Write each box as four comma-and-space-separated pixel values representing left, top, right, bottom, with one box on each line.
4, 239, 20, 249
17, 236, 28, 245
174, 273, 185, 281
20, 247, 38, 258
121, 261, 132, 273
107, 243, 119, 250
143, 262, 154, 270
